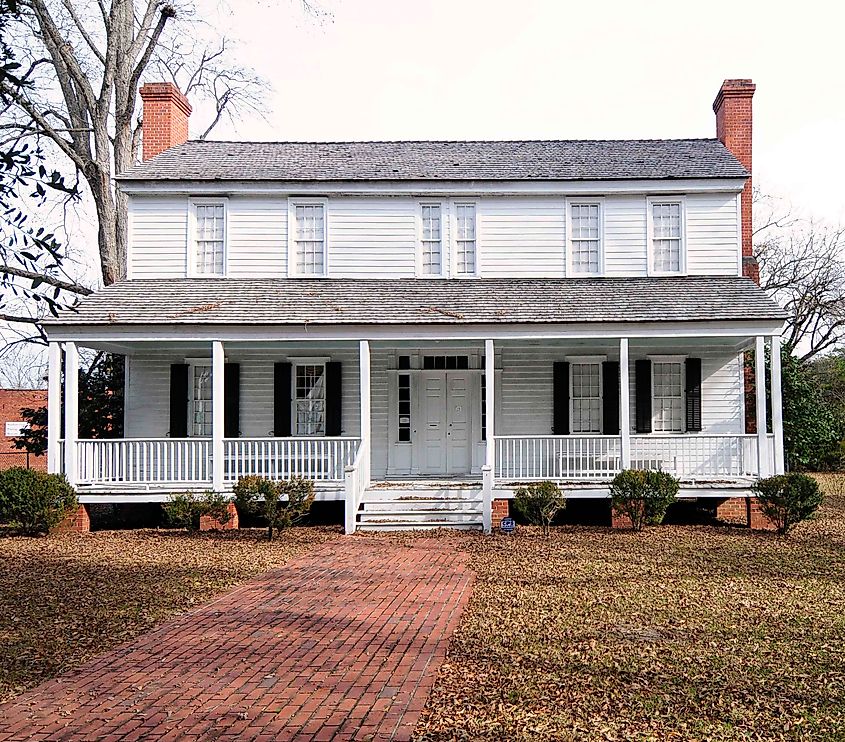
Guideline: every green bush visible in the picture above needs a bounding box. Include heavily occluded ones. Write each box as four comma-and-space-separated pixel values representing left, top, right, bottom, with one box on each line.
233, 475, 314, 540
513, 480, 566, 536
0, 467, 77, 535
752, 473, 823, 535
609, 469, 680, 531
162, 491, 233, 531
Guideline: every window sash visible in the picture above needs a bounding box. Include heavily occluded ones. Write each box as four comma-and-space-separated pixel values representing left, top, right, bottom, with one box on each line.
294, 204, 326, 275
194, 204, 225, 275
293, 363, 326, 436
421, 204, 442, 275
191, 365, 213, 437
570, 203, 600, 274
651, 202, 682, 273
652, 361, 684, 432
455, 204, 476, 275
570, 362, 602, 433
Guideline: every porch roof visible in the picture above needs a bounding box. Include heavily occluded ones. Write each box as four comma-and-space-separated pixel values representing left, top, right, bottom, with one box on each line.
46, 277, 786, 327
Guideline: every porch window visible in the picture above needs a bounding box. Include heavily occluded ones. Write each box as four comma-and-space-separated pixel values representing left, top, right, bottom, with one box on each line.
650, 201, 684, 273
570, 362, 602, 433
569, 202, 601, 274
398, 373, 411, 442
293, 203, 326, 276
191, 365, 213, 437
421, 204, 443, 275
652, 361, 684, 432
193, 203, 225, 275
294, 363, 326, 435
455, 204, 477, 275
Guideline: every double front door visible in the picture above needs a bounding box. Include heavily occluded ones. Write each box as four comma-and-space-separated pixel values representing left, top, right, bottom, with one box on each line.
418, 372, 472, 475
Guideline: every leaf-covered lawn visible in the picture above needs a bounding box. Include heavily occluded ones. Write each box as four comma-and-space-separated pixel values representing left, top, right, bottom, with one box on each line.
0, 526, 339, 702
417, 478, 845, 741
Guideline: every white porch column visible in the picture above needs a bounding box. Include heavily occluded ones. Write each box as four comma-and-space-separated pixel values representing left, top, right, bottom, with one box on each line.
47, 341, 62, 474
769, 333, 785, 474
482, 339, 495, 534
359, 340, 371, 487
755, 335, 769, 477
212, 340, 225, 492
63, 342, 78, 486
619, 337, 631, 470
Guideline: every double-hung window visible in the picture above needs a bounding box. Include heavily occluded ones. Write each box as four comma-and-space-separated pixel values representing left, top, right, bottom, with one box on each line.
455, 203, 477, 275
652, 361, 684, 432
292, 202, 327, 276
569, 202, 602, 274
649, 199, 685, 274
293, 363, 326, 435
420, 204, 443, 275
193, 203, 225, 275
190, 365, 213, 437
570, 361, 602, 433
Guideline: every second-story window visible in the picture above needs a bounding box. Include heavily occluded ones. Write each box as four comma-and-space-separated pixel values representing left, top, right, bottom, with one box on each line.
455, 203, 477, 275
650, 201, 684, 274
294, 203, 326, 275
194, 203, 225, 275
421, 204, 443, 275
569, 202, 601, 274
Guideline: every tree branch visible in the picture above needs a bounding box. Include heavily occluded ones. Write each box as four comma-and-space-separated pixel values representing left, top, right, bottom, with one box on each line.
0, 265, 93, 295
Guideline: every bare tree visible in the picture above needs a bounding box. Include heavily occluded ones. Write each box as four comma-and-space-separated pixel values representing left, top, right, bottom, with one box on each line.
755, 191, 845, 362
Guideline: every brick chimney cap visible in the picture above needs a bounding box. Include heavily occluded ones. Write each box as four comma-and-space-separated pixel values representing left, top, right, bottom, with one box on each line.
713, 79, 756, 113
139, 81, 192, 116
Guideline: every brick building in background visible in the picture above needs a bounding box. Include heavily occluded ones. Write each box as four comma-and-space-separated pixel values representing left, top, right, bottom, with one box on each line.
0, 389, 47, 471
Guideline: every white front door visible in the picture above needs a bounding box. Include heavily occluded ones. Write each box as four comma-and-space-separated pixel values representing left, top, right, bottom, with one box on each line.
418, 372, 472, 475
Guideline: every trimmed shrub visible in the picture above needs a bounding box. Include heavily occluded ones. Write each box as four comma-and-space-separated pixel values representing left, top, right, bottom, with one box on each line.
609, 469, 680, 531
162, 491, 233, 531
0, 467, 77, 536
233, 475, 315, 540
513, 480, 566, 536
752, 473, 823, 535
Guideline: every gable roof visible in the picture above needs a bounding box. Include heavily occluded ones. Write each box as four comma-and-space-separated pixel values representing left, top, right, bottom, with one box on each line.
46, 277, 785, 327
117, 139, 748, 182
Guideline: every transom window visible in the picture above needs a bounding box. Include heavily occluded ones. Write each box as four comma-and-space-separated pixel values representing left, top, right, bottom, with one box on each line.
455, 204, 477, 275
294, 364, 326, 436
651, 202, 683, 273
653, 362, 684, 432
422, 355, 469, 370
191, 365, 213, 437
294, 204, 326, 275
570, 362, 602, 433
421, 204, 443, 275
194, 204, 225, 275
570, 203, 601, 274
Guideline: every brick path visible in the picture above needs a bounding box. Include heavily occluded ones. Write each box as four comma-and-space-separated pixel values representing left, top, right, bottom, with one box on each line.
0, 537, 474, 741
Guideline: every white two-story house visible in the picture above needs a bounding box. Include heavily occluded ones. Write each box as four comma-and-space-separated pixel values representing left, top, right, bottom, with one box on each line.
44, 79, 786, 533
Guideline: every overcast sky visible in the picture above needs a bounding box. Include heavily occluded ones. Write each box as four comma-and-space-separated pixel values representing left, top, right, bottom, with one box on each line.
194, 0, 844, 223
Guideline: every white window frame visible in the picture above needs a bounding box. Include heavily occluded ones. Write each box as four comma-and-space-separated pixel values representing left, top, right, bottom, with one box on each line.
648, 354, 687, 434
646, 196, 687, 276
417, 202, 445, 277
567, 355, 606, 435
451, 201, 480, 278
186, 360, 213, 438
287, 198, 329, 277
566, 198, 604, 276
188, 199, 227, 277
290, 357, 330, 437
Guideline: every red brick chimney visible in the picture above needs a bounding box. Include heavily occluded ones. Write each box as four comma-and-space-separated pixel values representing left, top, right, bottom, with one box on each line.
139, 82, 192, 161
713, 79, 757, 283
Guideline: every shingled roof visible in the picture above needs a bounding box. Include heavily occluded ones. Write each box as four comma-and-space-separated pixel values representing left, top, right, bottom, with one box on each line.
46, 277, 785, 327
117, 139, 748, 182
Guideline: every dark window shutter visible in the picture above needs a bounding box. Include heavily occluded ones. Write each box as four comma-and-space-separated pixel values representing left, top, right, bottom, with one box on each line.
169, 364, 189, 438
635, 360, 652, 434
224, 363, 240, 438
553, 362, 570, 435
685, 358, 702, 432
274, 362, 292, 437
602, 361, 620, 435
325, 361, 342, 436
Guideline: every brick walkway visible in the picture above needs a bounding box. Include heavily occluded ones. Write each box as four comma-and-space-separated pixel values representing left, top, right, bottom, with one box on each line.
0, 537, 474, 741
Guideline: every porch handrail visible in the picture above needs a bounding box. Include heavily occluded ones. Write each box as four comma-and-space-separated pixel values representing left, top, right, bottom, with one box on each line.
495, 435, 622, 481
344, 441, 368, 534
629, 433, 760, 477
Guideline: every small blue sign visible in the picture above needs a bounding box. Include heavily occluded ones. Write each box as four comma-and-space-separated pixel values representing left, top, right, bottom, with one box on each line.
500, 517, 516, 534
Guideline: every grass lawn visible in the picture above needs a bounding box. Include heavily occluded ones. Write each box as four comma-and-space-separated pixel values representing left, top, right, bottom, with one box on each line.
417, 477, 845, 741
0, 526, 339, 702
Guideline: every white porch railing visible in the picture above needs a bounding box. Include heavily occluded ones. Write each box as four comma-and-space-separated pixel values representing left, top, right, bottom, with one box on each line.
630, 434, 763, 478
76, 438, 212, 484
224, 437, 358, 482
495, 435, 622, 481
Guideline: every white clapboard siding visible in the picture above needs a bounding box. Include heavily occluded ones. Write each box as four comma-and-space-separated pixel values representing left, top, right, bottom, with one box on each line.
604, 195, 648, 275
328, 198, 417, 277
128, 197, 188, 278
479, 198, 566, 278
686, 192, 740, 275
227, 197, 287, 277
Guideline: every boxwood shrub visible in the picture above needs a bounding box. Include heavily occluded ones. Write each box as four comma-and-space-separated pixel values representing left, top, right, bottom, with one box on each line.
609, 469, 680, 531
0, 467, 78, 535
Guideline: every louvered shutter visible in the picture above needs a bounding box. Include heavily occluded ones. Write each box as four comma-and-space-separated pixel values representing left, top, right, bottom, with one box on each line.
325, 362, 342, 436
224, 363, 240, 438
602, 361, 620, 435
274, 362, 292, 437
635, 360, 652, 434
169, 364, 189, 438
685, 358, 703, 432
553, 362, 570, 435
